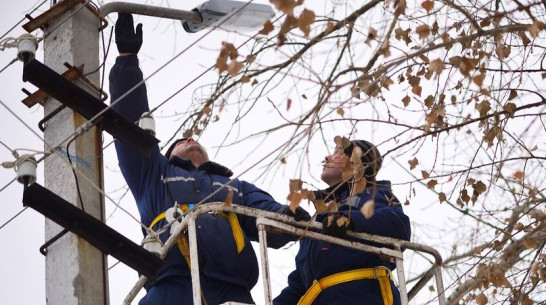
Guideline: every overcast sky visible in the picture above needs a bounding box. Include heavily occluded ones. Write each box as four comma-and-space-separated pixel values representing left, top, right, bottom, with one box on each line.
0, 1, 452, 304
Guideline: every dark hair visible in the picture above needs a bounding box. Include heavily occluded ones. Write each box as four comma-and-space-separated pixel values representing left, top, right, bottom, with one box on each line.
343, 140, 382, 178
165, 138, 187, 159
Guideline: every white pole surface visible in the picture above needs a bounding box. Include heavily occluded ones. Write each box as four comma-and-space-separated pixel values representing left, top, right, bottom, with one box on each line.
43, 1, 107, 304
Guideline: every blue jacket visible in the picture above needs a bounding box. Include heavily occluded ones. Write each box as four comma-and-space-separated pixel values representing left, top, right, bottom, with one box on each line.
274, 181, 411, 305
109, 56, 292, 305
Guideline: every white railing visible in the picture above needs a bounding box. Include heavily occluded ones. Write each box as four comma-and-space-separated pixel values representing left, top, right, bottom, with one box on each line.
123, 203, 447, 305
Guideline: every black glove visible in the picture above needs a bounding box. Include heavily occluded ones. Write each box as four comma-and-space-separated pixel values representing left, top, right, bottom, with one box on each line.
115, 13, 143, 54
322, 214, 351, 238
281, 206, 311, 222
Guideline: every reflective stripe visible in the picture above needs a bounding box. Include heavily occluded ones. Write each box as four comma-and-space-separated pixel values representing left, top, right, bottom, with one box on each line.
212, 182, 239, 194
161, 176, 196, 183
297, 267, 394, 305
339, 196, 360, 209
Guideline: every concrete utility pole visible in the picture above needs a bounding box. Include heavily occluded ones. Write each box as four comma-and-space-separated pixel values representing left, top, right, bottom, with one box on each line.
42, 1, 108, 304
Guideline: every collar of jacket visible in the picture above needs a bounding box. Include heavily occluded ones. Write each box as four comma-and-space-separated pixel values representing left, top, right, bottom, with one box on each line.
314, 180, 391, 202
169, 156, 234, 177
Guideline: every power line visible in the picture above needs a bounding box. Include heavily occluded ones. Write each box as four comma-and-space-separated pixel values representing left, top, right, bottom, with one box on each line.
0, 58, 17, 75
0, 0, 48, 41
0, 207, 28, 230
0, 98, 145, 229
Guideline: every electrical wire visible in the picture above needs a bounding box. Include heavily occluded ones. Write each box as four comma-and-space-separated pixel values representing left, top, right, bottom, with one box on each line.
0, 0, 48, 41
66, 137, 86, 212
0, 140, 13, 152
0, 58, 18, 75
0, 207, 28, 230
0, 98, 145, 230
0, 0, 273, 235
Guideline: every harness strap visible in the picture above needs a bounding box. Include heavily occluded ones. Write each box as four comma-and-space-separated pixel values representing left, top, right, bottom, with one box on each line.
218, 211, 245, 253
148, 206, 246, 255
297, 267, 394, 305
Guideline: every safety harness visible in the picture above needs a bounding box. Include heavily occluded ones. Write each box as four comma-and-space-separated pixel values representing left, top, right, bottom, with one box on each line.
148, 204, 246, 260
297, 266, 394, 305
148, 205, 246, 305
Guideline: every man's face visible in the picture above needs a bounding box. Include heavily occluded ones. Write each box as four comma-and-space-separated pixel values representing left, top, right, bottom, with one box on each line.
170, 137, 209, 166
321, 146, 348, 186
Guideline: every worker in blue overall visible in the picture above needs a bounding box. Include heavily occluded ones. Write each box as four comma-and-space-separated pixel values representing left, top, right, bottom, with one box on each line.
274, 139, 411, 305
109, 14, 310, 305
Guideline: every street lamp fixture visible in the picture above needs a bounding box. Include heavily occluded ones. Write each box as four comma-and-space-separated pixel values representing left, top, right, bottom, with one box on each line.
99, 0, 275, 33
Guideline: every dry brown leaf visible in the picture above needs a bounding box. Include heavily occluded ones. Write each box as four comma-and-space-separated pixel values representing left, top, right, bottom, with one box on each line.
216, 54, 228, 73
416, 24, 431, 39
508, 90, 518, 101
287, 192, 303, 212
424, 95, 434, 108
402, 95, 411, 107
523, 238, 536, 249
334, 136, 351, 150
301, 189, 315, 201
513, 171, 524, 180
438, 192, 446, 203
315, 199, 338, 214
289, 179, 303, 193
473, 74, 486, 87
240, 75, 250, 83
360, 200, 375, 219
202, 106, 212, 115
270, 0, 300, 16
298, 9, 315, 37
341, 157, 353, 181
246, 55, 255, 63
476, 293, 488, 305
427, 179, 438, 189
495, 45, 511, 59
412, 85, 422, 96
351, 179, 366, 197
366, 27, 378, 45
381, 77, 394, 89
336, 215, 350, 227
227, 60, 244, 76
421, 170, 430, 179
473, 180, 487, 194
395, 27, 412, 45
337, 108, 344, 117
429, 59, 444, 75
394, 0, 406, 16
503, 102, 516, 118
408, 157, 419, 170
476, 100, 491, 117
258, 20, 274, 35
528, 20, 545, 38
421, 0, 434, 13
287, 98, 292, 111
